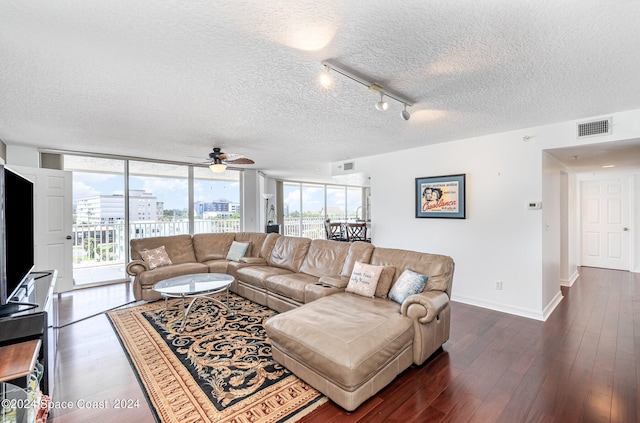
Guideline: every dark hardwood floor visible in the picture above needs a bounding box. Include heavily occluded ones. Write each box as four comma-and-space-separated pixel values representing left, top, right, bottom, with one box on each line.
48, 267, 639, 422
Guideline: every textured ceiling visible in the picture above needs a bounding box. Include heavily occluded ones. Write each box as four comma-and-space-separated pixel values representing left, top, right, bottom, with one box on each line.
1, 1, 640, 182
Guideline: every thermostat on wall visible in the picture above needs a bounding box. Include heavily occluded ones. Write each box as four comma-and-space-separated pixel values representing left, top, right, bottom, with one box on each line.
527, 202, 542, 210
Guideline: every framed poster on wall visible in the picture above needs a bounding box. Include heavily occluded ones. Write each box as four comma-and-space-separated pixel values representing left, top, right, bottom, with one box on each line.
415, 174, 466, 219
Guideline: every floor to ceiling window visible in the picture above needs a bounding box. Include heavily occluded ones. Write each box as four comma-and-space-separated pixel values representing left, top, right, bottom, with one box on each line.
65, 155, 242, 287
128, 161, 189, 239
326, 185, 346, 221
282, 181, 366, 240
65, 155, 126, 286
193, 167, 241, 234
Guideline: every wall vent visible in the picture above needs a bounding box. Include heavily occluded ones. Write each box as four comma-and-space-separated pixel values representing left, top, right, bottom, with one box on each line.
343, 161, 355, 171
577, 118, 611, 138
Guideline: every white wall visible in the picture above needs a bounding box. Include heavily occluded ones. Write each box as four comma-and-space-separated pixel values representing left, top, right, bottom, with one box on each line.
357, 108, 640, 320
6, 145, 39, 167
541, 152, 564, 316
242, 169, 260, 232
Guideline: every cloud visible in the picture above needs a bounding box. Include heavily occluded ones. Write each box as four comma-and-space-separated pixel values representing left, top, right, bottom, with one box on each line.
73, 180, 100, 201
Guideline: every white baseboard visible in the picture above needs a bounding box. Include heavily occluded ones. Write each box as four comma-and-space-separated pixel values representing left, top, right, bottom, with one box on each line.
542, 290, 564, 320
560, 270, 579, 287
452, 289, 564, 322
451, 294, 546, 321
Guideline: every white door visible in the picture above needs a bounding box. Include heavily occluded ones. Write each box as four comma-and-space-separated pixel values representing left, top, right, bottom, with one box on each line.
11, 166, 73, 292
580, 178, 630, 270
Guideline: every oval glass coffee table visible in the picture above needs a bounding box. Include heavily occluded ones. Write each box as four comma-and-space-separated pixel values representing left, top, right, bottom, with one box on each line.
153, 273, 235, 332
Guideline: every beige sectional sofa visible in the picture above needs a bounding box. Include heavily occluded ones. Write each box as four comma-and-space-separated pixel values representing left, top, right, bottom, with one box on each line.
126, 232, 454, 411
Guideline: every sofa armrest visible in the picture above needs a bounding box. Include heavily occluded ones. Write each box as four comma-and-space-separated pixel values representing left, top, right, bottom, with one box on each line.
239, 257, 268, 265
318, 275, 349, 289
126, 259, 149, 276
400, 291, 449, 324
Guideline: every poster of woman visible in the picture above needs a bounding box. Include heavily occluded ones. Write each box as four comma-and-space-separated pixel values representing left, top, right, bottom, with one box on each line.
415, 174, 466, 219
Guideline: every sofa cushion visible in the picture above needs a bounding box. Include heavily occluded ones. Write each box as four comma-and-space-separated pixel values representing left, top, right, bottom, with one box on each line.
139, 245, 173, 270
236, 265, 293, 289
226, 241, 250, 262
131, 235, 197, 264
268, 236, 311, 272
202, 259, 230, 274
265, 293, 413, 390
192, 233, 235, 262
138, 262, 208, 288
370, 247, 454, 294
340, 241, 375, 278
234, 232, 279, 258
266, 273, 319, 303
299, 239, 350, 278
388, 269, 428, 304
345, 261, 383, 298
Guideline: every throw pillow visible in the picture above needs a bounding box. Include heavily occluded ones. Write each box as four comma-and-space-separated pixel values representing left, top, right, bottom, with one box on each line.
226, 241, 250, 262
388, 269, 429, 304
346, 261, 384, 298
374, 266, 396, 299
139, 246, 173, 270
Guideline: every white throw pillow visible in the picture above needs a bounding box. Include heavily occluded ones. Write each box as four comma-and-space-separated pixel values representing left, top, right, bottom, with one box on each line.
346, 261, 384, 298
139, 246, 173, 270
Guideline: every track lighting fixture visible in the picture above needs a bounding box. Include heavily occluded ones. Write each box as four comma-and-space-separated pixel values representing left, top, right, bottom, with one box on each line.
320, 60, 414, 121
375, 92, 388, 111
401, 103, 411, 121
319, 65, 332, 88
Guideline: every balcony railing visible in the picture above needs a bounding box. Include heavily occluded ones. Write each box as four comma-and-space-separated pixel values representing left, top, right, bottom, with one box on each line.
72, 217, 328, 268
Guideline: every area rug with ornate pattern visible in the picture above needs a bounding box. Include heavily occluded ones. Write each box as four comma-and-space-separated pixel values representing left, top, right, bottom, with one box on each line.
107, 293, 326, 423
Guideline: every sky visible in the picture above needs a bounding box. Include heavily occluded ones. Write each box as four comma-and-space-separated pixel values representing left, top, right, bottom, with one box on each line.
71, 169, 362, 217
73, 172, 241, 209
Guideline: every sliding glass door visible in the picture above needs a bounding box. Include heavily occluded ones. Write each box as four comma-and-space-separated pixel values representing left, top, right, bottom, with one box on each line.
65, 156, 126, 286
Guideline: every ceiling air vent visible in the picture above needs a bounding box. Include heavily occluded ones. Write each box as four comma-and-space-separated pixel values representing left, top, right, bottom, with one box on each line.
343, 161, 355, 171
577, 118, 611, 138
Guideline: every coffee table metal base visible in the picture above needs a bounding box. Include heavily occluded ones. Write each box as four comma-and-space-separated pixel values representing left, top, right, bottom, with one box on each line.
162, 288, 232, 332
153, 273, 235, 332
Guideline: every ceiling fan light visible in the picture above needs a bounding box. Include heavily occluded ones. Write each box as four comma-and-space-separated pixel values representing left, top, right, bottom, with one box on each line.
209, 163, 227, 173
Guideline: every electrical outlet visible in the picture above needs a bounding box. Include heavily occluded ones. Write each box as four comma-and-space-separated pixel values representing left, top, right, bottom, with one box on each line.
495, 280, 503, 290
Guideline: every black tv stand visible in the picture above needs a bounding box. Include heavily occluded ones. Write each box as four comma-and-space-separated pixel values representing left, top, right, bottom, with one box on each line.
0, 270, 57, 396
0, 302, 38, 318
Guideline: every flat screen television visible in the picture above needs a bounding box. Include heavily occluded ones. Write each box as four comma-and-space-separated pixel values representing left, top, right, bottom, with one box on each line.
0, 165, 35, 316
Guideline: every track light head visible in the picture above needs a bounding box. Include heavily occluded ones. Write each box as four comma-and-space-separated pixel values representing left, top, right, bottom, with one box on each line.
375, 93, 388, 111
319, 65, 332, 88
401, 104, 411, 121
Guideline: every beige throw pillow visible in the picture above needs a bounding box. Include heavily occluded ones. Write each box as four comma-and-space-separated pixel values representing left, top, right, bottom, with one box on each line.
375, 266, 396, 299
346, 261, 384, 298
139, 246, 173, 270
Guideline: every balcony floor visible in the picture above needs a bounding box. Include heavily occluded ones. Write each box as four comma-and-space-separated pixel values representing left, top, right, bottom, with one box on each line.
73, 263, 128, 286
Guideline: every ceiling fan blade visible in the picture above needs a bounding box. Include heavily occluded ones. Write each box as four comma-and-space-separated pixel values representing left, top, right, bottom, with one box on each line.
227, 158, 255, 165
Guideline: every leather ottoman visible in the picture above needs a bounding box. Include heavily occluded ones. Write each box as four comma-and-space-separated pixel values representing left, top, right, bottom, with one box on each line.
265, 292, 415, 411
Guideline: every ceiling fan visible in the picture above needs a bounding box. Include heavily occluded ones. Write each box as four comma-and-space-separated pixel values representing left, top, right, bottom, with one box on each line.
206, 147, 255, 172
